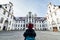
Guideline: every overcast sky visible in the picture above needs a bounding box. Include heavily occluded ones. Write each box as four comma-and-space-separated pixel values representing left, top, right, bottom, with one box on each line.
0, 0, 60, 17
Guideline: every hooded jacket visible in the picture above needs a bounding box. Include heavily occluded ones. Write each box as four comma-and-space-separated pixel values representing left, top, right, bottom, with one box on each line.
23, 29, 36, 37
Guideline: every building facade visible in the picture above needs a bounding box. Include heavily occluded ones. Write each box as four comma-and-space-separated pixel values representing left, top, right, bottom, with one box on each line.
14, 12, 47, 31
0, 2, 48, 31
47, 2, 60, 31
0, 2, 15, 31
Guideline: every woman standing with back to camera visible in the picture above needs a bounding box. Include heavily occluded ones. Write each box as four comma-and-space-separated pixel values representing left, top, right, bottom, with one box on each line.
23, 23, 36, 40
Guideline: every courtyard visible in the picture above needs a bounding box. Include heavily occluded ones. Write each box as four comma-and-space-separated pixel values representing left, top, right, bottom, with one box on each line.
0, 31, 60, 40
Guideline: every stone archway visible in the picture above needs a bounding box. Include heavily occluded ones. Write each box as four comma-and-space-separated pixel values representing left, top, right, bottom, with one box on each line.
53, 27, 58, 32
3, 20, 8, 30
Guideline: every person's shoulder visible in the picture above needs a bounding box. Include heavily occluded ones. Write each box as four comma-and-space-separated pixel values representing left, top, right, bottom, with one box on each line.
30, 29, 35, 31
32, 29, 35, 31
26, 29, 29, 31
26, 29, 35, 31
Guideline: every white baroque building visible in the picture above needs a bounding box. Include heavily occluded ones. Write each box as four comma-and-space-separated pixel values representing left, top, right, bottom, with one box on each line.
14, 12, 47, 31
47, 2, 60, 31
0, 2, 48, 31
0, 2, 15, 31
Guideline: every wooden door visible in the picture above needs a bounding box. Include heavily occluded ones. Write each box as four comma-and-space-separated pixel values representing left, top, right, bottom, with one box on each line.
53, 27, 58, 32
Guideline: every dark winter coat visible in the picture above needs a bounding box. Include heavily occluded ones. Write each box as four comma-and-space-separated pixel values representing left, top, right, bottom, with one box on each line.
23, 29, 36, 40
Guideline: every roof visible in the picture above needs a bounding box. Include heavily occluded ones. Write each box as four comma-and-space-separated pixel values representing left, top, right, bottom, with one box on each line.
35, 17, 46, 21
15, 17, 47, 22
15, 17, 26, 21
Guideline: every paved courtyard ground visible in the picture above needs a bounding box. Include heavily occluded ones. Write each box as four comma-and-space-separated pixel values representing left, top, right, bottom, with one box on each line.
0, 31, 60, 40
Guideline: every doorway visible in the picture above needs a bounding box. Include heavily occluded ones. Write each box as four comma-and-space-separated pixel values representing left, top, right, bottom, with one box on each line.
53, 27, 58, 32
3, 26, 6, 30
3, 20, 8, 31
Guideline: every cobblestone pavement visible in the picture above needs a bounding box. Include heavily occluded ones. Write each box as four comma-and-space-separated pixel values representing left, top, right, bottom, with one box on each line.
0, 31, 60, 40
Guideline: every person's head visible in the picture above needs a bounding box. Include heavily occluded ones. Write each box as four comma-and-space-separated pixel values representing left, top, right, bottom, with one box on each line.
28, 23, 33, 29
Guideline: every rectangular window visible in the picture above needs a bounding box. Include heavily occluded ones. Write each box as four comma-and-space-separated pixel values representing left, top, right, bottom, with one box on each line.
16, 24, 17, 27
9, 6, 11, 12
8, 13, 9, 17
3, 11, 6, 15
40, 25, 41, 27
24, 20, 25, 23
0, 17, 4, 23
21, 24, 22, 27
0, 5, 2, 8
23, 24, 25, 27
18, 25, 19, 27
42, 24, 45, 27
